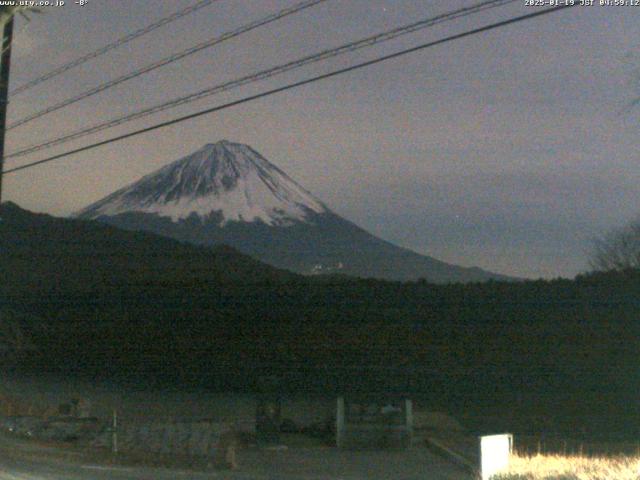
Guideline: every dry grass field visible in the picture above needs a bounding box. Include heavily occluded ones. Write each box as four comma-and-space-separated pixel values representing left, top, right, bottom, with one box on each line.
494, 453, 640, 480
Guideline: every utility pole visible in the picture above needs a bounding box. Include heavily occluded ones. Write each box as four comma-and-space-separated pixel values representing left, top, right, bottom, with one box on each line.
111, 409, 118, 454
0, 16, 14, 207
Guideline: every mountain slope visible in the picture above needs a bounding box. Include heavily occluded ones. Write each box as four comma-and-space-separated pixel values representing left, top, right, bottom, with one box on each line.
77, 141, 510, 283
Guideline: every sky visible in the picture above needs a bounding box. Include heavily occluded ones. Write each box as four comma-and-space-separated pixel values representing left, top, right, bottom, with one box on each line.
3, 0, 640, 279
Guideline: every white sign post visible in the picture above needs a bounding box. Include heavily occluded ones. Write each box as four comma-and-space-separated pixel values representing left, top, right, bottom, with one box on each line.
479, 434, 513, 480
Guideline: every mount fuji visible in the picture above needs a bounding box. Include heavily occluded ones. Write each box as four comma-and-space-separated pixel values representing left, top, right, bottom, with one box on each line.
76, 141, 508, 283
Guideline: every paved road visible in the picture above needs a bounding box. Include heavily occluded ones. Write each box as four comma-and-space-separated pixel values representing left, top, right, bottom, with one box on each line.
0, 433, 471, 479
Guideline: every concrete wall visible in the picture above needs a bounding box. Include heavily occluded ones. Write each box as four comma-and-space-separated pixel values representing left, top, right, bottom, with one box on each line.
92, 418, 251, 457
340, 425, 412, 449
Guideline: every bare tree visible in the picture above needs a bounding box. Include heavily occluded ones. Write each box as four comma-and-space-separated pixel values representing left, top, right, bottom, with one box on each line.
590, 218, 640, 272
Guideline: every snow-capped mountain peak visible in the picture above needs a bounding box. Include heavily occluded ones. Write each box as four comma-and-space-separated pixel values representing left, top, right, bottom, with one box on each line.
76, 141, 327, 226
75, 140, 511, 282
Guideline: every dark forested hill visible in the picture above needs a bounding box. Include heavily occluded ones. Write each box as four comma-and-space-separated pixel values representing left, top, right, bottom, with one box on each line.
0, 201, 298, 294
2, 202, 640, 439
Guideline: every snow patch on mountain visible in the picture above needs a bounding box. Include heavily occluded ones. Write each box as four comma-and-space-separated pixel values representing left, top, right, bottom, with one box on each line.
76, 141, 327, 226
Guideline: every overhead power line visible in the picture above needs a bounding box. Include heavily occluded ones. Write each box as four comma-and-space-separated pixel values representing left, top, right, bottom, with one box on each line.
3, 4, 577, 176
7, 0, 328, 130
10, 0, 221, 97
7, 0, 516, 160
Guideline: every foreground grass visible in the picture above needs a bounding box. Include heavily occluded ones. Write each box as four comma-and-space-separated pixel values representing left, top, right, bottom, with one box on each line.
493, 453, 640, 480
